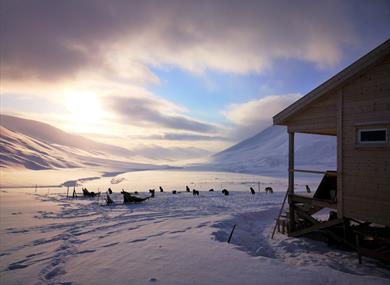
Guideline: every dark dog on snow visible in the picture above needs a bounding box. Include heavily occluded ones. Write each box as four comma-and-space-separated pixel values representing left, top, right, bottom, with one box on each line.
186, 186, 190, 192
250, 187, 255, 195
222, 189, 229, 196
159, 186, 164, 192
172, 190, 177, 194
192, 189, 199, 196
106, 193, 114, 205
265, 187, 273, 194
209, 189, 214, 192
108, 188, 113, 194
149, 189, 155, 198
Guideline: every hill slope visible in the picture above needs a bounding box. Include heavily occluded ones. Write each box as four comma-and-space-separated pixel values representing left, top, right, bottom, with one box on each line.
203, 125, 336, 175
0, 126, 81, 170
0, 114, 134, 158
0, 115, 178, 171
0, 125, 172, 171
0, 114, 210, 164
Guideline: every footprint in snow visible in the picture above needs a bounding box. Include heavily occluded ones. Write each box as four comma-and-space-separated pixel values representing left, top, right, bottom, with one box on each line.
44, 266, 66, 280
26, 252, 45, 258
196, 222, 209, 228
8, 263, 29, 270
128, 238, 148, 243
76, 249, 96, 255
128, 224, 143, 230
10, 229, 29, 234
170, 230, 187, 234
102, 242, 119, 248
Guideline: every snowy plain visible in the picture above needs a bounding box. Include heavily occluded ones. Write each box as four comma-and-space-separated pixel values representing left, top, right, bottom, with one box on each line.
1, 170, 389, 285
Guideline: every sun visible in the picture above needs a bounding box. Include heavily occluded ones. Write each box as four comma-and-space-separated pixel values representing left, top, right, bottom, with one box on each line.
64, 90, 104, 133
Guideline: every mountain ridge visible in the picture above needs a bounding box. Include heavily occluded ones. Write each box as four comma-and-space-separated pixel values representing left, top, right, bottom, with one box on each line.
0, 114, 210, 165
0, 114, 134, 158
200, 125, 336, 175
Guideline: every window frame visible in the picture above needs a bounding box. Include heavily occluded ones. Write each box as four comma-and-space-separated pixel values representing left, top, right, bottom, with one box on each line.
357, 128, 388, 145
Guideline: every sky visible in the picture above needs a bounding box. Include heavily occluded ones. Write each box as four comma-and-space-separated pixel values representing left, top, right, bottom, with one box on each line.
1, 0, 390, 160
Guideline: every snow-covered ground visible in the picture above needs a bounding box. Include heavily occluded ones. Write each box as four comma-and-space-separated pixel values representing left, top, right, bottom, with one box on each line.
1, 170, 389, 285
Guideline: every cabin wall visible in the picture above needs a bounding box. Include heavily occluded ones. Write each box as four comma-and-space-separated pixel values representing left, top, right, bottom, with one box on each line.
341, 53, 390, 226
286, 92, 337, 135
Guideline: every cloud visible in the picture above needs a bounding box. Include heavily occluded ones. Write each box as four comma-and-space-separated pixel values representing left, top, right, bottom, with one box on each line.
2, 0, 388, 153
107, 95, 220, 133
140, 133, 227, 141
130, 145, 210, 161
1, 0, 370, 82
223, 94, 302, 139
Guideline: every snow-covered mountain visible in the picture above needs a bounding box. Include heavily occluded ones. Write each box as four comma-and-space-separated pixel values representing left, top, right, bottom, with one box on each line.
0, 115, 336, 175
200, 125, 336, 176
0, 115, 173, 171
0, 115, 210, 170
0, 124, 173, 171
0, 114, 136, 158
0, 125, 80, 170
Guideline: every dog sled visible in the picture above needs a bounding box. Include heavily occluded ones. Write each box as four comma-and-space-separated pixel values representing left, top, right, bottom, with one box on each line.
121, 190, 150, 204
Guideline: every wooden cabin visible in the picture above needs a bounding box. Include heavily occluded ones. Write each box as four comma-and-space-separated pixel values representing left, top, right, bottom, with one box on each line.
273, 39, 390, 238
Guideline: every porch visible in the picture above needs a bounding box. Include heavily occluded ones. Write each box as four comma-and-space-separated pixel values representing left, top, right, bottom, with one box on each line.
286, 131, 340, 235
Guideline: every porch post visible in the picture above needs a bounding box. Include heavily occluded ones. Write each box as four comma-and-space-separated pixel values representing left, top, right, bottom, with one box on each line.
337, 88, 343, 219
288, 131, 295, 232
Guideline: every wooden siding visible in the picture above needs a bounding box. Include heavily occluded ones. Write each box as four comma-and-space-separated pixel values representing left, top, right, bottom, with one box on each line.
341, 53, 390, 226
286, 92, 338, 135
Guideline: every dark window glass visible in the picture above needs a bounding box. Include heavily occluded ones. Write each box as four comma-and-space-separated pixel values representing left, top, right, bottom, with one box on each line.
360, 130, 386, 142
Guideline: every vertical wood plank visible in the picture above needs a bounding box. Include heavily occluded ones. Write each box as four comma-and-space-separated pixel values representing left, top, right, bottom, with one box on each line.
288, 132, 295, 232
337, 88, 344, 218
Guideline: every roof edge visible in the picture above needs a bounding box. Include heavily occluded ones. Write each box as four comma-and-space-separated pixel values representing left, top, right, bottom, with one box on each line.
273, 39, 390, 125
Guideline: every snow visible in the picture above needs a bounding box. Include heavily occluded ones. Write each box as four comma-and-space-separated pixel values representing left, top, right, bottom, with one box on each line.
1, 170, 389, 285
0, 116, 388, 284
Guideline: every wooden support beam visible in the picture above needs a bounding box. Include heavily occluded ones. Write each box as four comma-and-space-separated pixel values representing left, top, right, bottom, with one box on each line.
356, 234, 362, 264
289, 219, 344, 237
312, 199, 338, 210
359, 247, 390, 264
289, 169, 328, 175
291, 195, 313, 205
271, 190, 289, 239
295, 206, 319, 225
288, 132, 295, 232
290, 195, 337, 210
337, 88, 344, 218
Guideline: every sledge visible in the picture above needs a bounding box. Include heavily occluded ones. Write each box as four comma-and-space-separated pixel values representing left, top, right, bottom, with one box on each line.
121, 190, 150, 204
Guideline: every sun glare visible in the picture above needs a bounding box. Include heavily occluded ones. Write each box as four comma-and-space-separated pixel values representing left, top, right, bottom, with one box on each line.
64, 90, 104, 133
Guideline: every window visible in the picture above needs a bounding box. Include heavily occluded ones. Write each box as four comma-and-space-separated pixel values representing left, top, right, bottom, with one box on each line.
357, 128, 387, 144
